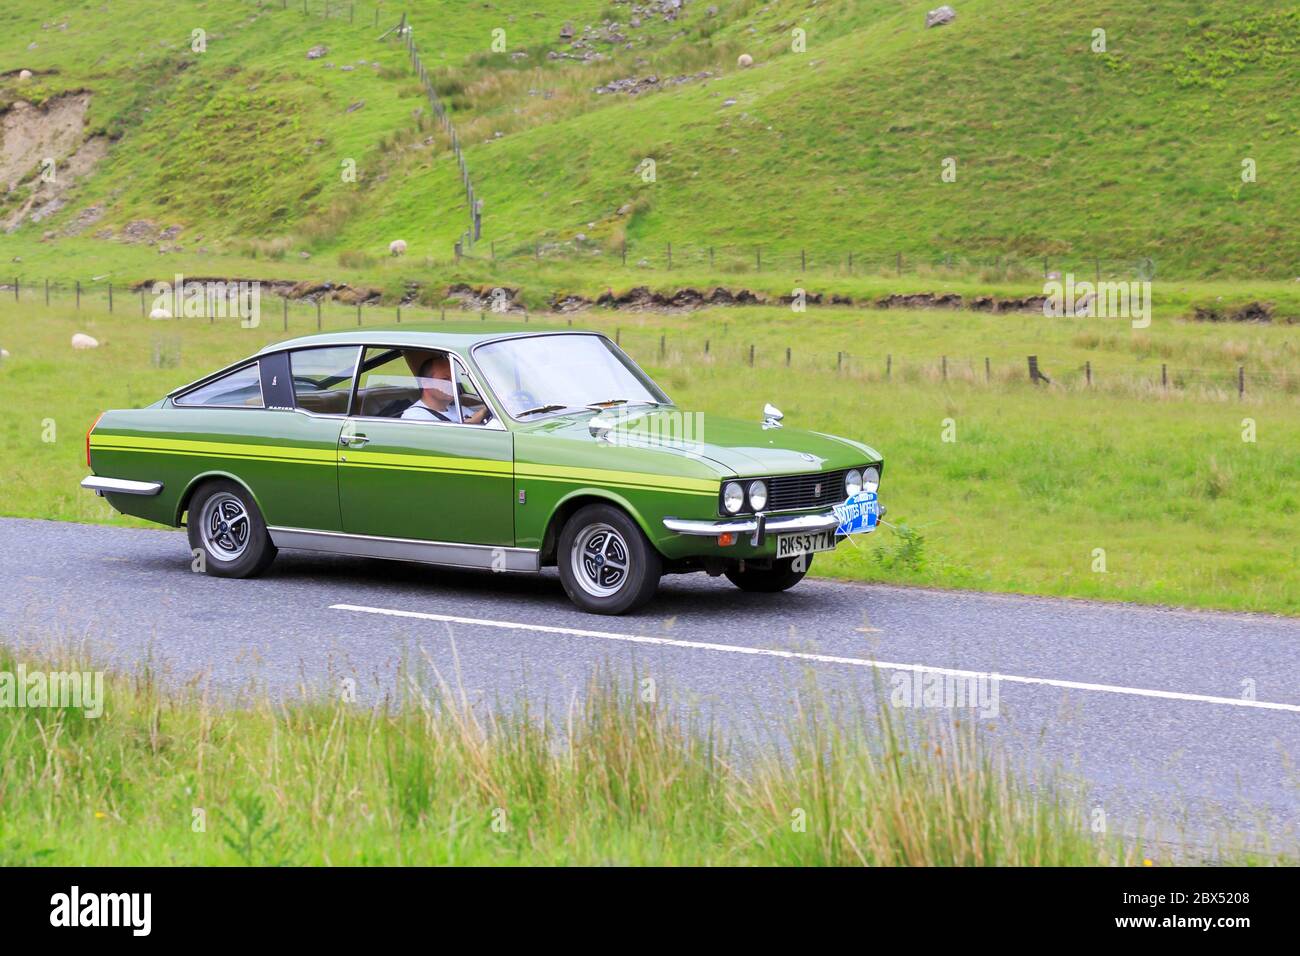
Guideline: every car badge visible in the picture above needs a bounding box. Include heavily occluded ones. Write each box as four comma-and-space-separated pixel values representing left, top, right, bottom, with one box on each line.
800, 453, 815, 462
813, 482, 822, 497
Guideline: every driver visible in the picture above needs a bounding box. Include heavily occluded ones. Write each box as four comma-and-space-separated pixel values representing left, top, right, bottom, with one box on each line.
402, 353, 490, 424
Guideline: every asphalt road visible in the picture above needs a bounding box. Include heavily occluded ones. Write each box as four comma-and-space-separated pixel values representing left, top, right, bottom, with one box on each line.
3, 517, 1297, 848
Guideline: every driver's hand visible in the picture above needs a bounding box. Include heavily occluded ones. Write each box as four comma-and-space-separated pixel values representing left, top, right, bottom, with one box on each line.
467, 407, 490, 425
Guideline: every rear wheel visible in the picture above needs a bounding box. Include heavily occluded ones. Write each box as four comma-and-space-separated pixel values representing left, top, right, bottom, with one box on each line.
186, 480, 277, 578
558, 504, 661, 614
725, 555, 811, 593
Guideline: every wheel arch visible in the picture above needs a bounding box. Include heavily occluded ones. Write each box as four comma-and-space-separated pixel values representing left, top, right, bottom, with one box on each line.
538, 488, 660, 566
175, 471, 265, 526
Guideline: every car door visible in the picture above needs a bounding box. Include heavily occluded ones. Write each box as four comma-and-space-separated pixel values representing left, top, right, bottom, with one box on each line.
338, 346, 514, 547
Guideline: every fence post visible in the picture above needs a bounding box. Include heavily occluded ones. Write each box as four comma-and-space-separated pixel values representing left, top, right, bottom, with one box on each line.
837, 351, 842, 372
76, 281, 80, 309
709, 246, 714, 268
848, 251, 853, 272
666, 243, 672, 269
985, 357, 991, 382
397, 305, 402, 323
941, 355, 947, 380
756, 246, 761, 271
615, 328, 620, 346
1161, 363, 1167, 389
896, 252, 902, 276
1085, 360, 1091, 386
357, 304, 362, 326
659, 335, 665, 358
1028, 355, 1051, 384
886, 354, 892, 380
704, 339, 710, 355
621, 240, 627, 266
748, 344, 754, 367
785, 347, 791, 367
283, 297, 288, 331
1238, 365, 1244, 399
46, 279, 50, 306
316, 299, 321, 329
108, 283, 113, 312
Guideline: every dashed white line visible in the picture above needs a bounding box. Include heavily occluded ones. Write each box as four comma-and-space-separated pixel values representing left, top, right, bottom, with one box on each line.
330, 603, 1300, 714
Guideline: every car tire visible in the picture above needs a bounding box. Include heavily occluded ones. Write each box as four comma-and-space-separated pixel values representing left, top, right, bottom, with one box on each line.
725, 555, 811, 593
186, 479, 277, 579
558, 504, 662, 614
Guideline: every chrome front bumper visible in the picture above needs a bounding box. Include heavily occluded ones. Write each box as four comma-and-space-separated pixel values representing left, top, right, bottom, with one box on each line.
663, 511, 843, 547
81, 476, 164, 496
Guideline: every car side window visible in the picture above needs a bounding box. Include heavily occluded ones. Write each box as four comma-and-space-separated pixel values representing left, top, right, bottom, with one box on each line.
175, 362, 263, 407
354, 347, 438, 419
453, 359, 492, 426
287, 346, 359, 415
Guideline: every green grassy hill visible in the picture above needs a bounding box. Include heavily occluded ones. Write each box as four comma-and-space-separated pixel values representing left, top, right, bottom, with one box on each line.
1, 0, 1297, 278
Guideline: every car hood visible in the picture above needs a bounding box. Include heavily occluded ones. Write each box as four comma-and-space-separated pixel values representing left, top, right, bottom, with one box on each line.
521, 407, 879, 477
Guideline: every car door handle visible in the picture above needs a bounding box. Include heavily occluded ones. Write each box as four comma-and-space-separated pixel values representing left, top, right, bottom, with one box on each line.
339, 433, 369, 447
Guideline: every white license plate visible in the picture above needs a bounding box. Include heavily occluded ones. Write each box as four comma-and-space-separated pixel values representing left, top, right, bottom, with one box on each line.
774, 530, 837, 559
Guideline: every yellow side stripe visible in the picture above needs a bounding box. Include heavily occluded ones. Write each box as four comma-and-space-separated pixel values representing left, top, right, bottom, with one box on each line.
515, 463, 718, 493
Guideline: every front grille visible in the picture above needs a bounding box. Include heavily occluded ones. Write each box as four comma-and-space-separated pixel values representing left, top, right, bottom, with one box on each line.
766, 469, 849, 511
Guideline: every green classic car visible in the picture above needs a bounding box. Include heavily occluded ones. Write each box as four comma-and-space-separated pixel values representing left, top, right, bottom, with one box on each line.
82, 326, 884, 613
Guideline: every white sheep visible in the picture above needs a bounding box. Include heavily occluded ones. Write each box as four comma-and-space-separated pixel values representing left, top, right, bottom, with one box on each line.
389, 239, 407, 257
71, 333, 99, 349
149, 308, 172, 320
737, 53, 753, 68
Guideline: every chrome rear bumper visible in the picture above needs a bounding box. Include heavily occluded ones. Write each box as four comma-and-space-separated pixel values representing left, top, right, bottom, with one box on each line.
81, 476, 164, 496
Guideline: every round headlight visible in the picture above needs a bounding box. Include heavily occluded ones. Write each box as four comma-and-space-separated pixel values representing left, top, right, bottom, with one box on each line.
723, 481, 745, 514
863, 466, 880, 491
748, 480, 768, 512
844, 469, 863, 497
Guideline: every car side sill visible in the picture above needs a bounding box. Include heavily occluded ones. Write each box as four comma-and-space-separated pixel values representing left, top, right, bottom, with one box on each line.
81, 476, 164, 496
267, 526, 540, 573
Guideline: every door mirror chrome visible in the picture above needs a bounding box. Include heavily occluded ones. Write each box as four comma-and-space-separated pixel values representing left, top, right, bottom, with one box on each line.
762, 403, 784, 429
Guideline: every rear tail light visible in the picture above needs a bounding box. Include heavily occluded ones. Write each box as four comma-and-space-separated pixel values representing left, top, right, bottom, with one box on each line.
86, 412, 104, 468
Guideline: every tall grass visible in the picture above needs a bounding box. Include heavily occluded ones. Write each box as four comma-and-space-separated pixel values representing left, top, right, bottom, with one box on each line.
0, 646, 1135, 866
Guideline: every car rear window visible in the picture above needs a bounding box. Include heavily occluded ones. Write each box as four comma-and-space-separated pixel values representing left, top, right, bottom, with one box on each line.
175, 363, 263, 408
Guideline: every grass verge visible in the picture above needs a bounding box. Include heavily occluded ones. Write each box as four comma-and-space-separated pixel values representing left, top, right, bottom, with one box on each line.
0, 645, 1147, 866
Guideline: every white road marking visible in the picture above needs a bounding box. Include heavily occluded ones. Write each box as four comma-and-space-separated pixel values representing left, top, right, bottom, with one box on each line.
330, 603, 1300, 714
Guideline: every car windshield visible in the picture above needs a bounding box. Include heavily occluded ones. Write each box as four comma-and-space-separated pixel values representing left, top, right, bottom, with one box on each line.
474, 334, 669, 419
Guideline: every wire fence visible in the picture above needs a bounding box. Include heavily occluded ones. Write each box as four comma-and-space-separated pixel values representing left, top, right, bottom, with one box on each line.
2, 279, 1294, 400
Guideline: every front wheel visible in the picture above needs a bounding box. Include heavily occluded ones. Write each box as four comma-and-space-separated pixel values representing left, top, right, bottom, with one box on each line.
725, 555, 811, 593
558, 504, 662, 614
186, 480, 277, 578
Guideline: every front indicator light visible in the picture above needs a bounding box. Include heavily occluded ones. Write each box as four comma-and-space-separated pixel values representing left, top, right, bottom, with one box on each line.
723, 481, 745, 513
718, 532, 736, 547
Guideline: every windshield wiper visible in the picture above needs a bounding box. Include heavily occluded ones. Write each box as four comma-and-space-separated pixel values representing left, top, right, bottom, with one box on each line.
516, 403, 570, 417
584, 399, 664, 410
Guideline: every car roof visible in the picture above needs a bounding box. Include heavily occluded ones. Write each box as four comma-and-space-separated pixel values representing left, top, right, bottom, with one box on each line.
257, 324, 598, 354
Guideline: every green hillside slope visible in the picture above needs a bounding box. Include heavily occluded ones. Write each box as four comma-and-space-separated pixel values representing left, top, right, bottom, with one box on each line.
1, 0, 1297, 277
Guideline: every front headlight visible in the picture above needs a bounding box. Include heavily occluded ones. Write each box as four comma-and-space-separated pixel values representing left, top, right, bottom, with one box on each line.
748, 479, 767, 511
863, 466, 880, 492
723, 481, 745, 514
844, 469, 863, 496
